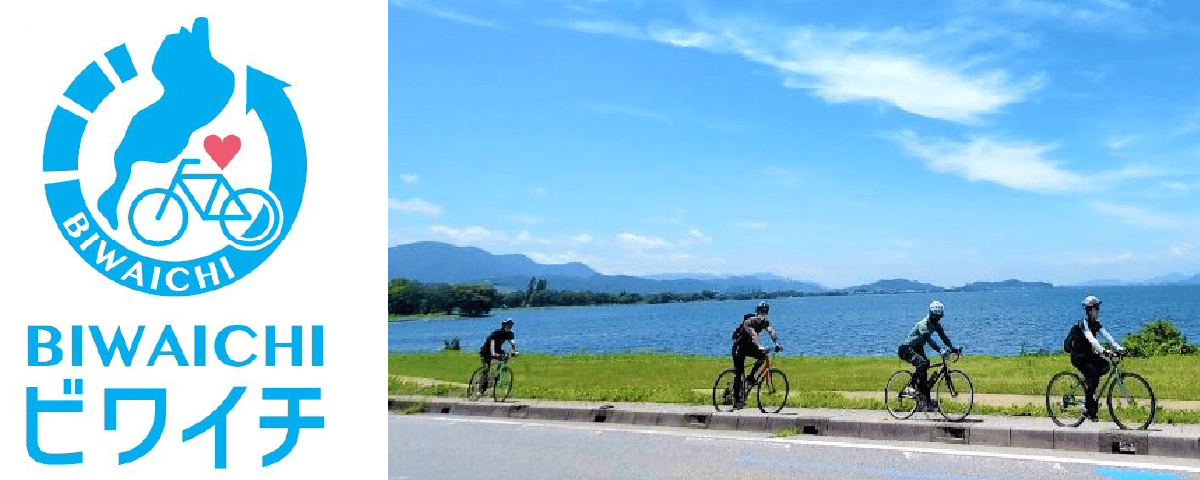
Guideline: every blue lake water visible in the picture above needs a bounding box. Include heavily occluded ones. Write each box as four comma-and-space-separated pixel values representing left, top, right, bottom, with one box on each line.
387, 285, 1200, 357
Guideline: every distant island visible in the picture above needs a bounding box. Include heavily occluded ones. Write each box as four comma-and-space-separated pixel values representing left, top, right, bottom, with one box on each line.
844, 278, 944, 294
945, 279, 1054, 292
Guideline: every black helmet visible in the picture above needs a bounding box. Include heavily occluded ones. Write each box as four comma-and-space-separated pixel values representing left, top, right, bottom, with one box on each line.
755, 301, 769, 315
501, 318, 514, 328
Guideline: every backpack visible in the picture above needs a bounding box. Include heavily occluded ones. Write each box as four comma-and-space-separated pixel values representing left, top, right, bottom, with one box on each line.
1063, 322, 1083, 353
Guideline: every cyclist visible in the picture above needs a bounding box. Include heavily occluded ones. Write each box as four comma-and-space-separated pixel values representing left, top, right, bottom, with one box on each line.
477, 319, 519, 395
1066, 295, 1125, 422
897, 301, 961, 411
731, 301, 782, 409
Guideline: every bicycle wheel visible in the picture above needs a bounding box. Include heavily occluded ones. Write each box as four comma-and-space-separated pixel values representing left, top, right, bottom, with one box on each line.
712, 369, 739, 412
492, 366, 514, 402
885, 370, 919, 419
935, 370, 974, 421
219, 188, 283, 249
466, 367, 488, 401
757, 369, 790, 413
1046, 371, 1086, 427
129, 188, 188, 246
1108, 372, 1156, 430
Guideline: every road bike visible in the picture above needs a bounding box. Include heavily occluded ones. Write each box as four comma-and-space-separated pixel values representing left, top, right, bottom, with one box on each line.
884, 349, 974, 421
467, 354, 516, 402
712, 346, 789, 413
1046, 351, 1156, 429
128, 158, 282, 249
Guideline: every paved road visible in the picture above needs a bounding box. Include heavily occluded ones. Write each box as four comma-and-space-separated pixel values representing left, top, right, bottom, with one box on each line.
389, 414, 1200, 480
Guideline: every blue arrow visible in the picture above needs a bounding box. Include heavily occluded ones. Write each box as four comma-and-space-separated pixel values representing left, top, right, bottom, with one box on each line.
246, 66, 307, 243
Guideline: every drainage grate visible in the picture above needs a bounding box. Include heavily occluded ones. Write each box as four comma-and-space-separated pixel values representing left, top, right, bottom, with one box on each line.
801, 425, 819, 435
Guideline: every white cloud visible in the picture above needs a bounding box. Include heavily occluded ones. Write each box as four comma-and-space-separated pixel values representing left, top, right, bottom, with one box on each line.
388, 197, 443, 216
571, 233, 593, 244
640, 20, 1042, 124
1103, 135, 1139, 150
427, 225, 508, 243
1089, 201, 1180, 229
732, 221, 769, 230
996, 0, 1155, 35
559, 20, 643, 39
617, 232, 674, 249
399, 174, 419, 184
678, 229, 712, 246
500, 214, 543, 225
389, 0, 502, 29
531, 186, 547, 197
514, 230, 553, 245
894, 131, 1080, 193
527, 251, 604, 265
1170, 243, 1194, 258
894, 131, 1162, 193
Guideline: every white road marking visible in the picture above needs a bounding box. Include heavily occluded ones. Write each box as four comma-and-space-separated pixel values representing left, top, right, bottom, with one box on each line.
396, 415, 1200, 474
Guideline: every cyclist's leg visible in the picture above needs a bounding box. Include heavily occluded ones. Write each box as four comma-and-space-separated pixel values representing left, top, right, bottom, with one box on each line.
747, 348, 767, 385
731, 343, 747, 406
906, 347, 931, 400
1071, 352, 1102, 417
478, 355, 492, 393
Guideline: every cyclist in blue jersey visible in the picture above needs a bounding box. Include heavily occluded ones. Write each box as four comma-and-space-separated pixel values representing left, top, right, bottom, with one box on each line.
897, 301, 960, 411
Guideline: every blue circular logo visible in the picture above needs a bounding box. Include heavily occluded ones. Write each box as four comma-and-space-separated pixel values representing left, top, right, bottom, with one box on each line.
42, 17, 306, 296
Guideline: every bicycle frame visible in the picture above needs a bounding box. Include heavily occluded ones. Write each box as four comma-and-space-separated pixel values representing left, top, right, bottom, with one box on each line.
916, 352, 961, 395
155, 159, 252, 221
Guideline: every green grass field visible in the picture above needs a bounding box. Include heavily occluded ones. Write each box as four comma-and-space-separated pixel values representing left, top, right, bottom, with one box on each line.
389, 351, 1200, 424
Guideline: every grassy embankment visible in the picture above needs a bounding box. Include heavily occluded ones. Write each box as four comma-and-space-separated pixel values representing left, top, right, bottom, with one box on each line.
389, 351, 1200, 424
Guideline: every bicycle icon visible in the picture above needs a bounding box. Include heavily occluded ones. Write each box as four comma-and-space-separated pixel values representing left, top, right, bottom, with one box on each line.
127, 158, 283, 249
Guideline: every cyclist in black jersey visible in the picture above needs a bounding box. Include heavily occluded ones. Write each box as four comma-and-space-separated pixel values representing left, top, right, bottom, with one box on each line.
731, 301, 782, 409
477, 319, 518, 395
1066, 295, 1125, 421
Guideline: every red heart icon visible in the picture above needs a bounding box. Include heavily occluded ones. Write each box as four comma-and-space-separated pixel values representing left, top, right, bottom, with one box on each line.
203, 134, 241, 170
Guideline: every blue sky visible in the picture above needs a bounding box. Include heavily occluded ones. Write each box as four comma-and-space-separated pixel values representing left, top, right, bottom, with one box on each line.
388, 0, 1200, 288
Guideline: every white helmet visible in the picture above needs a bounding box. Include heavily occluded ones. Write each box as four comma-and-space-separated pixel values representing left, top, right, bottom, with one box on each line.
928, 301, 944, 316
1082, 295, 1101, 309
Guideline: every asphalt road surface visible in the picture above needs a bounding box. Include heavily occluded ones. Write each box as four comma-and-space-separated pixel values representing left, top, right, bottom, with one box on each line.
389, 414, 1200, 480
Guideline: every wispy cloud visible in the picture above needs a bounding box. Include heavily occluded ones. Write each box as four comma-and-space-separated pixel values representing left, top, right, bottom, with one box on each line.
389, 0, 502, 29
1089, 201, 1180, 229
571, 233, 593, 244
639, 20, 1043, 124
531, 186, 547, 197
764, 166, 799, 186
1103, 135, 1139, 150
389, 197, 443, 216
582, 102, 671, 122
893, 131, 1161, 193
1170, 243, 1194, 258
995, 0, 1158, 36
732, 221, 769, 230
514, 230, 553, 245
557, 19, 643, 39
428, 225, 508, 243
501, 214, 543, 225
617, 232, 673, 249
527, 251, 604, 265
678, 229, 713, 246
399, 174, 420, 184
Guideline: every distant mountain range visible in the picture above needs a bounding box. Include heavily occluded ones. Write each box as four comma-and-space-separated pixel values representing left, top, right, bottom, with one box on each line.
392, 242, 1198, 295
387, 242, 827, 294
1073, 273, 1200, 287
